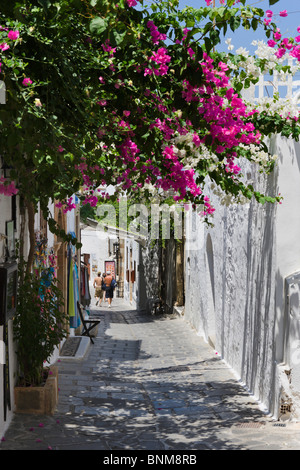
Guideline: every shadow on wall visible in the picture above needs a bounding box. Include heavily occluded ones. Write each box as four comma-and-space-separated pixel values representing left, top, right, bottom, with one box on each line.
206, 234, 216, 349
235, 166, 281, 416
184, 137, 300, 419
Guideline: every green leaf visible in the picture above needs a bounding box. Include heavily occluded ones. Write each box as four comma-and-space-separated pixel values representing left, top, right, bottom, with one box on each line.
229, 16, 241, 32
186, 18, 195, 28
112, 30, 126, 46
269, 0, 280, 5
89, 17, 108, 35
204, 37, 212, 53
251, 18, 258, 30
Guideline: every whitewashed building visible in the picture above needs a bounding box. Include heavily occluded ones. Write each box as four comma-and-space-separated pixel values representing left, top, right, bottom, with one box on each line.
184, 75, 300, 420
80, 217, 151, 310
80, 219, 119, 301
0, 191, 80, 438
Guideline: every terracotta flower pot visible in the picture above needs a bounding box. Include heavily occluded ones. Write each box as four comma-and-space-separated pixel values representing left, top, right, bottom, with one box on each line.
14, 366, 58, 415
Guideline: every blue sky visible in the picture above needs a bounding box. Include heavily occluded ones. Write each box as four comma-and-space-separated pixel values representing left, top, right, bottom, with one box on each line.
178, 0, 300, 53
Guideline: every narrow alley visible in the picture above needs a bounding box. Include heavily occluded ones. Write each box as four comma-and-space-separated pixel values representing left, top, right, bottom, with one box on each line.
1, 298, 300, 452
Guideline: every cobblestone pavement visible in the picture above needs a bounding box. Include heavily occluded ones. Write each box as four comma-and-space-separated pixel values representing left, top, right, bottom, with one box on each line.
2, 297, 300, 451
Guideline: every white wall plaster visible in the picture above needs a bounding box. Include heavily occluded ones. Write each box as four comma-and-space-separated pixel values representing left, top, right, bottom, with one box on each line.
184, 136, 300, 420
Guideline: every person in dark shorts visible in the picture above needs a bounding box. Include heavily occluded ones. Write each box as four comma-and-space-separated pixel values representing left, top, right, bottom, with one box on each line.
104, 271, 113, 308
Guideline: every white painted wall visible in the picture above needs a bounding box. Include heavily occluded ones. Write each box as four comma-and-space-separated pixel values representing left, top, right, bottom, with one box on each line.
184, 135, 300, 420
274, 137, 300, 419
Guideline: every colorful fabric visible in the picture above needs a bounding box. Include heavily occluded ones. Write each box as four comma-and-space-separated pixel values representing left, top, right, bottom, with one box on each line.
68, 258, 75, 318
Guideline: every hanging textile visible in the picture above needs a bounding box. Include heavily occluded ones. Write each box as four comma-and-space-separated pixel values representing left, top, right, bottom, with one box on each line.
70, 262, 80, 329
82, 266, 91, 307
67, 237, 81, 329
80, 265, 86, 299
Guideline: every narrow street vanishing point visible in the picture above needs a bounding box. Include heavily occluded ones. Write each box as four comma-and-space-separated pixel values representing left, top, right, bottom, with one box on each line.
2, 298, 300, 452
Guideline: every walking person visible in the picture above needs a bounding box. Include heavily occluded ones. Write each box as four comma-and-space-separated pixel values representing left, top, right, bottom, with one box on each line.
104, 271, 114, 308
93, 272, 104, 307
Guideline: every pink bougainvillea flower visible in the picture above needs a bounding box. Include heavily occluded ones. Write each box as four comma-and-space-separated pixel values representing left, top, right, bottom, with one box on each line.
275, 47, 286, 58
7, 30, 19, 40
62, 197, 77, 213
147, 20, 166, 44
265, 10, 273, 18
57, 145, 64, 152
267, 40, 276, 48
192, 133, 201, 147
126, 0, 138, 6
22, 77, 32, 86
279, 10, 288, 17
0, 42, 9, 51
274, 31, 282, 40
0, 177, 18, 196
101, 39, 116, 55
282, 38, 294, 50
150, 47, 171, 65
144, 67, 153, 77
188, 47, 195, 58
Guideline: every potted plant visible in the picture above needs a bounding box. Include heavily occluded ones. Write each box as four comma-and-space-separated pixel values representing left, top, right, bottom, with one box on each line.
13, 265, 68, 414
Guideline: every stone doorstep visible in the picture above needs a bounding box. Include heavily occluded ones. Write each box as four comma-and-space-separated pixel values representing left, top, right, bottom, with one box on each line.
59, 337, 91, 361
